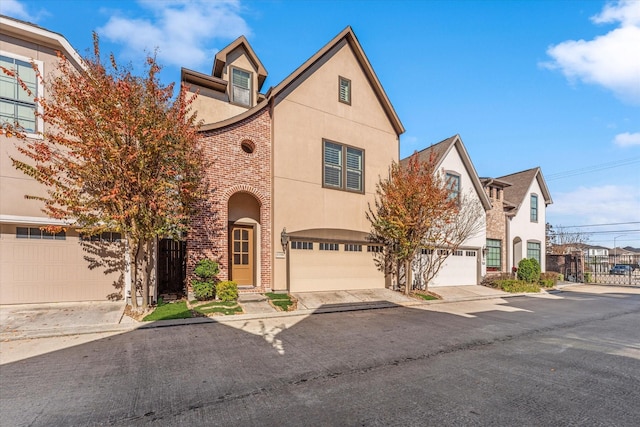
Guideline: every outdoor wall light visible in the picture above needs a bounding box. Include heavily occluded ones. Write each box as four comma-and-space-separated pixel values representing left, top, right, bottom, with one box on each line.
482, 246, 488, 258
281, 228, 290, 249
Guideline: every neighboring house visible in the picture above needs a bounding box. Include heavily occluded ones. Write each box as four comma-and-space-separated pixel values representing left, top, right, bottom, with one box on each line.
183, 27, 404, 294
403, 135, 491, 287
482, 167, 553, 273
0, 16, 123, 304
583, 245, 609, 273
611, 247, 640, 267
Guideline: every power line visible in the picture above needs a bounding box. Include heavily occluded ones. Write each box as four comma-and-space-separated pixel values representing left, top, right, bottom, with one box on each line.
546, 156, 640, 181
550, 229, 640, 236
551, 221, 640, 228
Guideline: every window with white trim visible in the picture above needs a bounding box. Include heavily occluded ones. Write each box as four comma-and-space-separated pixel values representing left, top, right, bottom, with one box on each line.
291, 241, 313, 250
530, 194, 538, 222
344, 244, 362, 252
323, 140, 363, 193
486, 239, 501, 271
367, 245, 383, 253
81, 232, 122, 242
16, 227, 65, 240
527, 241, 541, 264
339, 76, 351, 104
445, 172, 460, 201
0, 54, 39, 132
319, 242, 339, 251
231, 67, 251, 106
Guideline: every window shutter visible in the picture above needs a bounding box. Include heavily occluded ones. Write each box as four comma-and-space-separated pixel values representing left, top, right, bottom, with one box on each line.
232, 69, 251, 106
346, 147, 362, 191
324, 142, 342, 187
339, 77, 350, 103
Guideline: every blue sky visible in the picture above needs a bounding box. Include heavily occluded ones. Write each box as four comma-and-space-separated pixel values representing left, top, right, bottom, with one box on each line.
3, 0, 639, 248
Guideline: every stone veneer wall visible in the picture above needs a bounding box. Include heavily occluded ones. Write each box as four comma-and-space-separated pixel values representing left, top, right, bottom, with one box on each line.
485, 186, 507, 273
187, 107, 272, 291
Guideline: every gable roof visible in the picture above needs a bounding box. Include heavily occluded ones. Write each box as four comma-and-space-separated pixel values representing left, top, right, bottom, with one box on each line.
497, 167, 553, 212
212, 35, 268, 90
200, 26, 404, 134
0, 15, 84, 71
402, 134, 492, 211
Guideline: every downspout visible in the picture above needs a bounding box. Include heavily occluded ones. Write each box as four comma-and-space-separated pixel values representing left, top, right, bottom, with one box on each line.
505, 215, 511, 272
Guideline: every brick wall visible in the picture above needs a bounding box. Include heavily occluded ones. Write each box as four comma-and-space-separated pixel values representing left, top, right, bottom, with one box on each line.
187, 107, 272, 291
485, 186, 507, 273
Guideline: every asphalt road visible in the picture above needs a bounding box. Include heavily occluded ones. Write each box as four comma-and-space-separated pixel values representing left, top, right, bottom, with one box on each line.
1, 288, 639, 426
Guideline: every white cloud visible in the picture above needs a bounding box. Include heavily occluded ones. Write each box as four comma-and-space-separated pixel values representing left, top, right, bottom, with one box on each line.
549, 184, 640, 224
98, 0, 250, 70
614, 132, 640, 147
0, 0, 34, 21
543, 0, 640, 105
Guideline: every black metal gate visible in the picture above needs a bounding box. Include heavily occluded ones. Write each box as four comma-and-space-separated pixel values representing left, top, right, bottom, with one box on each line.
564, 253, 583, 283
157, 238, 186, 295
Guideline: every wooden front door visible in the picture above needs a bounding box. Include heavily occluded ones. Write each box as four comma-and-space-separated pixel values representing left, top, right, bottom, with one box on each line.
230, 225, 254, 286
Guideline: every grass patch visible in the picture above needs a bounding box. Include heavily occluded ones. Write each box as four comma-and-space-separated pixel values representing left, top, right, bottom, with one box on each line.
143, 300, 193, 321
495, 279, 541, 293
192, 300, 243, 316
265, 292, 294, 311
265, 292, 290, 300
412, 292, 438, 301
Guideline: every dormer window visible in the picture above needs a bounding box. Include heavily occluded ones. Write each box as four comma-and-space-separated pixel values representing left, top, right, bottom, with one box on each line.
231, 67, 251, 106
339, 76, 351, 105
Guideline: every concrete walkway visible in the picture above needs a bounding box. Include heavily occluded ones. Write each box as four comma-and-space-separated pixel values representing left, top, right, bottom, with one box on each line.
0, 285, 544, 342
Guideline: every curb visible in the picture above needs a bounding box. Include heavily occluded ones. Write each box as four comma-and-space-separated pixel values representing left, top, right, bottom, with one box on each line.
0, 289, 559, 342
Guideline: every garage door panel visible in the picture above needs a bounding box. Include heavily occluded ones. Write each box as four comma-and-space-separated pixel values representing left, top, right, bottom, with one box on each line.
417, 250, 479, 287
289, 246, 385, 292
1, 227, 122, 304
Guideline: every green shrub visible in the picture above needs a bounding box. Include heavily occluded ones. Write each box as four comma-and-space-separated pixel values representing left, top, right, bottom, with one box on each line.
194, 259, 219, 280
495, 279, 540, 293
539, 272, 559, 288
517, 258, 541, 283
217, 281, 238, 302
584, 271, 592, 283
193, 280, 216, 301
192, 259, 219, 301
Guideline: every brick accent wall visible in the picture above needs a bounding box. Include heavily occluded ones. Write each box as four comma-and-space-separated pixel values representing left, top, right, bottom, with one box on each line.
485, 186, 507, 273
187, 107, 272, 291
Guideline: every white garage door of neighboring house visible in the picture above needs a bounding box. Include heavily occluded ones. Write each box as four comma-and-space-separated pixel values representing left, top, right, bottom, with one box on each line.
0, 226, 121, 304
288, 242, 385, 293
428, 249, 479, 287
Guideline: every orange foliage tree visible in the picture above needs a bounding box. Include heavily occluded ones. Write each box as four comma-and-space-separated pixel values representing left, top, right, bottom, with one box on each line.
0, 35, 204, 310
367, 152, 457, 294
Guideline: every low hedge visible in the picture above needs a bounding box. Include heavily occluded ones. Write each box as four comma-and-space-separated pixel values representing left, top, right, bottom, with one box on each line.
217, 281, 238, 302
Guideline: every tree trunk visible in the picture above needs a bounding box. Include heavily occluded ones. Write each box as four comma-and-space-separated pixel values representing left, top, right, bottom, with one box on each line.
142, 239, 154, 309
404, 259, 412, 295
128, 237, 139, 309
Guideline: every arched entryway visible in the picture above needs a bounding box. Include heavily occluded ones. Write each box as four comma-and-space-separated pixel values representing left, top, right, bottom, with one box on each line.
512, 237, 523, 270
228, 192, 261, 287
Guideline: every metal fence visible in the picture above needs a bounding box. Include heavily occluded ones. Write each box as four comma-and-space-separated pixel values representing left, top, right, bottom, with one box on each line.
590, 270, 640, 286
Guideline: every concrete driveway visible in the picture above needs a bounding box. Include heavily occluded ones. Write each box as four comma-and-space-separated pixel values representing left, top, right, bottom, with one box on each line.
292, 285, 510, 310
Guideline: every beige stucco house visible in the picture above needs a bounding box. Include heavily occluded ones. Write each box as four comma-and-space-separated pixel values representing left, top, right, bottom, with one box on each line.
0, 16, 123, 304
482, 167, 553, 273
403, 135, 491, 288
184, 26, 404, 294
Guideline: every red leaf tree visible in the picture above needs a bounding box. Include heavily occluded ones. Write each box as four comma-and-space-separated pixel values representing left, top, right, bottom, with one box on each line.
0, 35, 205, 310
367, 152, 457, 294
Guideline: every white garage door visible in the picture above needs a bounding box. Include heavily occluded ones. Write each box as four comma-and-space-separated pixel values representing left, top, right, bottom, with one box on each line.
429, 249, 479, 287
289, 242, 385, 293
